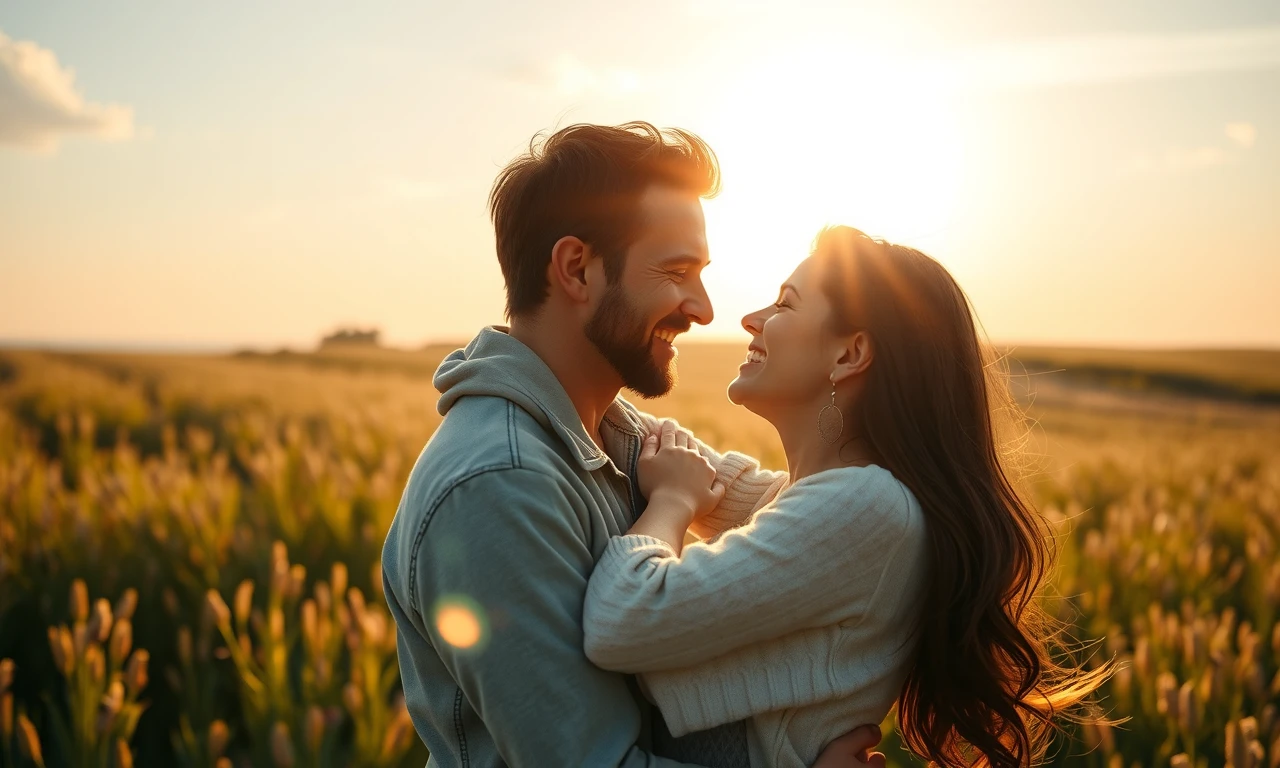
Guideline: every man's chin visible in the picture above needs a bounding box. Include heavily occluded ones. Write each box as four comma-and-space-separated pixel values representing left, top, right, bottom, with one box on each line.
622, 358, 675, 399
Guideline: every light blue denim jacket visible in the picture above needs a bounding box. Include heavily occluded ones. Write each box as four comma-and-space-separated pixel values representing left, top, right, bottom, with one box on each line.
381, 327, 711, 768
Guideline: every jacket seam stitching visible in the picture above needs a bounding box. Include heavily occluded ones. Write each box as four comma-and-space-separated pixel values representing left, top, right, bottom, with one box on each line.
407, 463, 515, 616
602, 413, 641, 437
506, 401, 522, 468
453, 686, 469, 767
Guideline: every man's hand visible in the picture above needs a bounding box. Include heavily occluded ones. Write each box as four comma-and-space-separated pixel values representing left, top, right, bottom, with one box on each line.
812, 724, 888, 768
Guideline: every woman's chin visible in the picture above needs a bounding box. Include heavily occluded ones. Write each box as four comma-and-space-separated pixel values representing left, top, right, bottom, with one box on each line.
726, 378, 752, 407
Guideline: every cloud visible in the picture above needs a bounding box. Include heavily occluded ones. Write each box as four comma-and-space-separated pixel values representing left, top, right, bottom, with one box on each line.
491, 52, 644, 97
1225, 121, 1257, 149
0, 29, 135, 153
948, 25, 1280, 91
1124, 121, 1259, 177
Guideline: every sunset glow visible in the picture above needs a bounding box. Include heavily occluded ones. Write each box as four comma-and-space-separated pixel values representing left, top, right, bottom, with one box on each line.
1, 2, 1276, 349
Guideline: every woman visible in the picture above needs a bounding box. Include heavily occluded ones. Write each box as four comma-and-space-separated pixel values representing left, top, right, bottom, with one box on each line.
583, 226, 1108, 768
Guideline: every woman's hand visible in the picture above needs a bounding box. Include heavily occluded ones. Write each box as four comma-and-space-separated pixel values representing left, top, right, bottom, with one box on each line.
629, 420, 724, 552
638, 420, 724, 525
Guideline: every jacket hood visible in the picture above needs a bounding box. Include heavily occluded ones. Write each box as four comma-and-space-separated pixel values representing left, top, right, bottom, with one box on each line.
434, 327, 642, 472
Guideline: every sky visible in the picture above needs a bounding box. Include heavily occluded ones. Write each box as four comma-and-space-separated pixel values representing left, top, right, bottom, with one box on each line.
1, 0, 1278, 350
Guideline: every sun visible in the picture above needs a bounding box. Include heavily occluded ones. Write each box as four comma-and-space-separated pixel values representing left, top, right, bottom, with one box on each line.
692, 47, 968, 334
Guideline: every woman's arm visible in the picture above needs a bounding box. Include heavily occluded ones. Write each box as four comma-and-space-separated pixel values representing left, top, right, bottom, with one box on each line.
633, 412, 788, 538
583, 466, 917, 673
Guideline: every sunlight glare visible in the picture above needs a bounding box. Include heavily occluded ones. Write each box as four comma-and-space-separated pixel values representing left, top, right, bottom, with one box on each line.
696, 48, 968, 333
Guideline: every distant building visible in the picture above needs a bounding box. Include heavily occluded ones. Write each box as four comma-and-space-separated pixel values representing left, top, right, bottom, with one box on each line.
319, 328, 381, 348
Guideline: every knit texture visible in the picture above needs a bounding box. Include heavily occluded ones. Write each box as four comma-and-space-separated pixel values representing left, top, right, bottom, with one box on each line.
632, 413, 789, 541
584, 464, 930, 768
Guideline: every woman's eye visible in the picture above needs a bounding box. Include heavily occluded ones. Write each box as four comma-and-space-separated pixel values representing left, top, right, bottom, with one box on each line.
773, 300, 791, 310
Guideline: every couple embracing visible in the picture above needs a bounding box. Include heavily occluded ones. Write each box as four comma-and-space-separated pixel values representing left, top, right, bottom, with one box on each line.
381, 122, 1107, 768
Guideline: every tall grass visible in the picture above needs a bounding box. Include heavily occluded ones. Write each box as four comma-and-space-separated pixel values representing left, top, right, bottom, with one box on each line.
1, 347, 1278, 766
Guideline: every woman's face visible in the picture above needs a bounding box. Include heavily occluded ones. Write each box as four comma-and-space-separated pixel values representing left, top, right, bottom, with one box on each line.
727, 256, 845, 416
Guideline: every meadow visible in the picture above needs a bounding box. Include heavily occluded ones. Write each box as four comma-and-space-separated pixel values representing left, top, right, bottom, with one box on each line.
1, 342, 1278, 768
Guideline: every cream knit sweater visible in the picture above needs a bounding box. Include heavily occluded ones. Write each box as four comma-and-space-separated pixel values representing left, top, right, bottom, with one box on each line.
583, 435, 930, 768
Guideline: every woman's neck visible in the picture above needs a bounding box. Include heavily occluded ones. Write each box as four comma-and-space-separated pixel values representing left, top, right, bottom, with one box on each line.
772, 405, 879, 483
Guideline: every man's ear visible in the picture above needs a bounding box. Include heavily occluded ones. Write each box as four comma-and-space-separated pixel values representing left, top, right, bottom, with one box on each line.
831, 331, 873, 385
547, 236, 599, 305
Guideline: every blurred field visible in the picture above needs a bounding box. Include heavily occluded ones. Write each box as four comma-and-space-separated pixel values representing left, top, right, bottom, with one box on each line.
2, 342, 1279, 767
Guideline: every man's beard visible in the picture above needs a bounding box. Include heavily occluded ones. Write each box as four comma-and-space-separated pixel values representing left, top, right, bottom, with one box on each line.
585, 283, 683, 399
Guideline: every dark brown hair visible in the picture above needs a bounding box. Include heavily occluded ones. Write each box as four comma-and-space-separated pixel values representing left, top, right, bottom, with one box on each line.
813, 226, 1109, 768
488, 122, 720, 318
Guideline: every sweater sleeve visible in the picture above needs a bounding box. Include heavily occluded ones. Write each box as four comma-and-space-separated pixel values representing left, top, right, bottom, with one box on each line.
632, 411, 788, 538
582, 466, 915, 673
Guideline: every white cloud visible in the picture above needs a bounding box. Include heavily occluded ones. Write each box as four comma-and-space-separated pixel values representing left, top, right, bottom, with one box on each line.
1225, 121, 1257, 149
0, 29, 135, 153
491, 52, 645, 98
1125, 121, 1259, 176
1124, 145, 1233, 177
946, 25, 1280, 91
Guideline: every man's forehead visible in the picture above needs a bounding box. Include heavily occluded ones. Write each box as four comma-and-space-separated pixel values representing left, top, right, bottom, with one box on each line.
635, 185, 707, 249
637, 185, 705, 225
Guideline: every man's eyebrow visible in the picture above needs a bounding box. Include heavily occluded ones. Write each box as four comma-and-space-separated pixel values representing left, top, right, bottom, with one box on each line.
659, 254, 710, 269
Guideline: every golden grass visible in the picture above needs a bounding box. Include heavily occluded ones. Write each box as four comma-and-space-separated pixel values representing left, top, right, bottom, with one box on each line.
1, 343, 1278, 767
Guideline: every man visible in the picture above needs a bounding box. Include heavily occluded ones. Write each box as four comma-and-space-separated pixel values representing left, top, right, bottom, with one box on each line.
382, 122, 885, 767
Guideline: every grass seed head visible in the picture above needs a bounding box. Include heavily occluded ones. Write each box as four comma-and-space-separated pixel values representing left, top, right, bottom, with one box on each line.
71, 579, 89, 623
124, 649, 149, 696
16, 713, 44, 766
208, 720, 229, 760
269, 721, 295, 768
305, 705, 325, 754
1, 694, 11, 744
109, 619, 133, 665
177, 626, 192, 666
114, 589, 138, 622
341, 682, 363, 714
86, 644, 106, 684
113, 738, 134, 768
330, 563, 348, 601
206, 590, 231, 630
233, 580, 254, 626
89, 599, 114, 644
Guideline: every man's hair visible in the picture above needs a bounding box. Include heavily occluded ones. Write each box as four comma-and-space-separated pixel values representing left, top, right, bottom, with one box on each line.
488, 122, 720, 318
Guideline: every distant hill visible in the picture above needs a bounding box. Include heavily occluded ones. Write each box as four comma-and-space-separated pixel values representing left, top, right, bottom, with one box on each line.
1002, 346, 1280, 405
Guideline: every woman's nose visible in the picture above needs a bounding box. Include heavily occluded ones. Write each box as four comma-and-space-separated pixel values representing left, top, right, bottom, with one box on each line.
741, 310, 764, 335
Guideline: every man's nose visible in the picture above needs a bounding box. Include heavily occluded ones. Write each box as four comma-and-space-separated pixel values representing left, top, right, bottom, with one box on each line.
682, 281, 714, 326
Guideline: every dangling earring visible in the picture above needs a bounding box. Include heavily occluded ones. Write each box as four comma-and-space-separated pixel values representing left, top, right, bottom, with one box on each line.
818, 375, 843, 444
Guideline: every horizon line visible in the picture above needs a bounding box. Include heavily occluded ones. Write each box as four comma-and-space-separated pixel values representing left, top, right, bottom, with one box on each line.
3, 336, 1279, 355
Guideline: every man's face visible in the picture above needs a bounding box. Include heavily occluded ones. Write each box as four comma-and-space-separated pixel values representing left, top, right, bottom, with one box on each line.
584, 185, 714, 398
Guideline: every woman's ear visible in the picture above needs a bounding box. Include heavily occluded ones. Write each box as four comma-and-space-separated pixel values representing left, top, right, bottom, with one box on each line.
831, 331, 873, 385
547, 235, 594, 305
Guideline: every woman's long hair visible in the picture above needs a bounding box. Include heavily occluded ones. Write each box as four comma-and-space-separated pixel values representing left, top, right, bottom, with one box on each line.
814, 226, 1110, 768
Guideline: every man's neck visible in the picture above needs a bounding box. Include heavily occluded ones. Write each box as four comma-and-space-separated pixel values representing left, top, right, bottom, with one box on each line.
508, 319, 622, 447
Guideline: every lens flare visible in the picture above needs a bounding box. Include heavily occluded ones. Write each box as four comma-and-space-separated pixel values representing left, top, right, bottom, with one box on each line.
433, 595, 487, 651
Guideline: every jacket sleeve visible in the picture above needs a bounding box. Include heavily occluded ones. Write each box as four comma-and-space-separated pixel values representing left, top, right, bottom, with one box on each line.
632, 411, 788, 539
583, 469, 915, 673
410, 468, 703, 768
